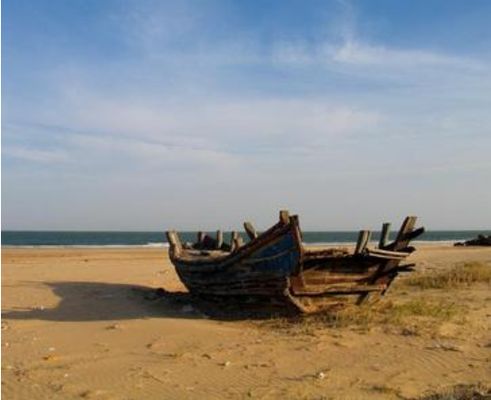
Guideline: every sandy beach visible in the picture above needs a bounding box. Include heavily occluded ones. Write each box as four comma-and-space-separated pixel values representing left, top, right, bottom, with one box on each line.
2, 245, 490, 399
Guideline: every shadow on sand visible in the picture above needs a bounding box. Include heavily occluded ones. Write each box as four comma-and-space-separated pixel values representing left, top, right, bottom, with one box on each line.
2, 281, 204, 322
2, 281, 289, 322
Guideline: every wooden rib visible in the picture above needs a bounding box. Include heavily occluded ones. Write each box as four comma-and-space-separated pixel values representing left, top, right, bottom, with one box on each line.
235, 235, 244, 248
166, 231, 182, 256
216, 230, 223, 250
366, 248, 410, 260
357, 216, 418, 305
279, 210, 290, 224
244, 221, 258, 240
197, 231, 205, 244
384, 227, 425, 250
230, 231, 239, 252
395, 216, 417, 249
354, 230, 371, 255
379, 223, 391, 248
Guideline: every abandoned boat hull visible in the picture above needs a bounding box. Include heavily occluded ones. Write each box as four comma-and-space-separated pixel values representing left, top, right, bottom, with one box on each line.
174, 228, 301, 297
165, 211, 424, 314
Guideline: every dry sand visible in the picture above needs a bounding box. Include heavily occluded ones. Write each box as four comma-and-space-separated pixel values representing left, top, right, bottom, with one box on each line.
2, 245, 490, 399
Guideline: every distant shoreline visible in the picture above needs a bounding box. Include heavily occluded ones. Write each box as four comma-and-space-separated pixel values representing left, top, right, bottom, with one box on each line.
0, 240, 464, 249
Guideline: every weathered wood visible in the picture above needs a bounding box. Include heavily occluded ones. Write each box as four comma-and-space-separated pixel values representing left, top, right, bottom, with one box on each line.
357, 216, 417, 305
354, 230, 371, 255
235, 235, 244, 249
366, 248, 410, 260
279, 210, 290, 224
244, 221, 258, 240
197, 231, 205, 244
379, 223, 391, 248
166, 212, 423, 315
382, 264, 415, 274
230, 231, 239, 252
216, 230, 223, 250
394, 216, 417, 250
293, 284, 385, 297
166, 231, 182, 256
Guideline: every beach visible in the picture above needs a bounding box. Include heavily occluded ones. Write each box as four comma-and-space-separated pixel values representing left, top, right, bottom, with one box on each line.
2, 245, 490, 399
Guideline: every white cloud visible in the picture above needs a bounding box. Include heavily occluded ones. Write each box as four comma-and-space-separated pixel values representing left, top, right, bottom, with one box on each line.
3, 146, 69, 163
41, 89, 384, 155
272, 38, 485, 72
329, 40, 483, 69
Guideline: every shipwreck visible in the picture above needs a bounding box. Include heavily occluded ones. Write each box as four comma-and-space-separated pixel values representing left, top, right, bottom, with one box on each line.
166, 211, 424, 314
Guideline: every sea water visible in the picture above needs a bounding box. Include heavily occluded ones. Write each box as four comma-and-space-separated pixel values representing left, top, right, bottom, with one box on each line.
2, 230, 489, 247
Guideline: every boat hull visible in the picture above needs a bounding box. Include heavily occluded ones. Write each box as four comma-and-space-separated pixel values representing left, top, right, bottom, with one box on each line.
165, 212, 423, 314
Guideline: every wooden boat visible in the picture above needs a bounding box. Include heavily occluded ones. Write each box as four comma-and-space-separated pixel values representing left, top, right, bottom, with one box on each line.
166, 211, 424, 314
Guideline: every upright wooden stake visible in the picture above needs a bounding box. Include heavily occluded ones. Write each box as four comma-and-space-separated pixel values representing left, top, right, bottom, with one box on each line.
279, 210, 290, 224
216, 230, 223, 249
379, 223, 391, 248
166, 231, 182, 256
244, 222, 258, 240
394, 216, 417, 250
230, 231, 239, 252
354, 230, 371, 255
197, 231, 205, 245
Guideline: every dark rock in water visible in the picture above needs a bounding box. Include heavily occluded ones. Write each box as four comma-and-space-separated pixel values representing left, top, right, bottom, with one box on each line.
454, 234, 491, 247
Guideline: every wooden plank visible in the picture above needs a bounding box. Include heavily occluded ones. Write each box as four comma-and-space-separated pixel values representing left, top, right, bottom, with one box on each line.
354, 230, 371, 255
379, 223, 391, 248
235, 236, 244, 248
357, 216, 418, 305
279, 210, 290, 224
216, 230, 223, 250
366, 248, 410, 260
244, 221, 258, 240
166, 231, 182, 255
293, 284, 384, 297
394, 216, 417, 249
384, 227, 425, 250
230, 231, 239, 252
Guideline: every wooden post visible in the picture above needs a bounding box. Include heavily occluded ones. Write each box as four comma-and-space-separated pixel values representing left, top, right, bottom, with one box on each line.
354, 230, 371, 255
235, 236, 244, 248
379, 223, 391, 248
197, 231, 205, 245
244, 222, 258, 240
216, 230, 223, 249
357, 216, 418, 305
230, 231, 239, 252
279, 210, 290, 224
394, 216, 417, 250
166, 231, 182, 256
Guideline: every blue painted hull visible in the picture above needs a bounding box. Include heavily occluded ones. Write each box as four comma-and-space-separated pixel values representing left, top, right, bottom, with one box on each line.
174, 224, 302, 297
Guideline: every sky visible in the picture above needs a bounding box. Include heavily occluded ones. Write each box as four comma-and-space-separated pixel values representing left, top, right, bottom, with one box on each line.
2, 0, 491, 231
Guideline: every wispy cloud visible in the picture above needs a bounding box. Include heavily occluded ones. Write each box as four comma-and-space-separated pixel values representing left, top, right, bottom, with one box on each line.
3, 145, 69, 163
330, 40, 484, 69
3, 0, 491, 229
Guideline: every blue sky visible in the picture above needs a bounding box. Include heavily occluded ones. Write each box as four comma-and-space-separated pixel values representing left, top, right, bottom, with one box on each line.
2, 0, 491, 230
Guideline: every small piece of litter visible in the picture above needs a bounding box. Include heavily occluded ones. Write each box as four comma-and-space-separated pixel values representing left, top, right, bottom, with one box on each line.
105, 324, 121, 330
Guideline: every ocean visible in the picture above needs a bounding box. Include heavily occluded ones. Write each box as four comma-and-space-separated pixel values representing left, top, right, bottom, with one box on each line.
2, 230, 489, 247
